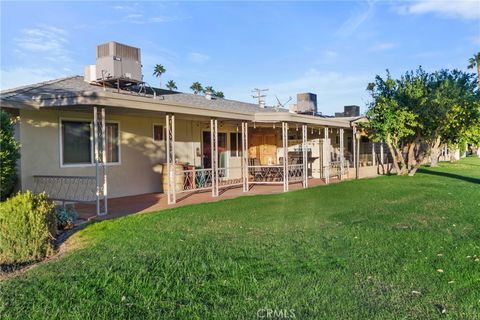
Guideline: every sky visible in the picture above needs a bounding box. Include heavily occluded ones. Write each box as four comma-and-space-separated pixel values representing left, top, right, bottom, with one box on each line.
1, 1, 479, 115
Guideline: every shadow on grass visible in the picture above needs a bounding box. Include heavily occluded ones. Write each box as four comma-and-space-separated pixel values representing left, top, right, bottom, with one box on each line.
417, 168, 480, 184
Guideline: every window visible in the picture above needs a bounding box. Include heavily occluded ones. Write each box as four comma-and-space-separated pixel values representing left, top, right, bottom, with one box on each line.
105, 123, 119, 163
61, 120, 120, 166
153, 124, 163, 141
62, 121, 92, 164
230, 132, 242, 157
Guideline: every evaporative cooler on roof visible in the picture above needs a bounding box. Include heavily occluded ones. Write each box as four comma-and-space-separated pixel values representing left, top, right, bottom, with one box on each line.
95, 41, 142, 82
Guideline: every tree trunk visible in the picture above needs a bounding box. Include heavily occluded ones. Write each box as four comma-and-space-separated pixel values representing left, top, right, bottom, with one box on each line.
429, 137, 442, 167
477, 146, 480, 157
386, 141, 401, 174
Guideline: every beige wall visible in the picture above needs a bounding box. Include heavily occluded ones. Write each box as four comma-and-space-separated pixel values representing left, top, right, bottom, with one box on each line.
19, 109, 245, 198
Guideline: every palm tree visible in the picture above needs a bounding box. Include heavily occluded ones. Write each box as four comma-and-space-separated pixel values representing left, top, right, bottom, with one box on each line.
166, 80, 177, 91
153, 64, 166, 88
214, 91, 224, 98
190, 82, 203, 94
467, 52, 480, 91
203, 86, 215, 94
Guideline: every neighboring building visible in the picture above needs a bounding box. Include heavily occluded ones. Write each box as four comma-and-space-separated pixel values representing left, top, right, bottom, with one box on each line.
335, 105, 360, 118
0, 42, 389, 215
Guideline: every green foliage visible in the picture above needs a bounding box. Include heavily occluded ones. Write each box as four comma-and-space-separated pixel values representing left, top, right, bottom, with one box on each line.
1, 158, 479, 318
214, 91, 225, 98
0, 109, 20, 200
152, 64, 166, 77
0, 192, 56, 266
363, 67, 479, 174
190, 81, 203, 94
166, 80, 177, 91
56, 206, 78, 230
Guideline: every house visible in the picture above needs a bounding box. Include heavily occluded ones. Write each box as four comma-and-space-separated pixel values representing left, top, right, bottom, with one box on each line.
0, 42, 391, 216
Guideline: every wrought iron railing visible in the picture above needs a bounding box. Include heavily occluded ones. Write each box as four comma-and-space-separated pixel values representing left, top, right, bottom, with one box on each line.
33, 175, 97, 202
248, 165, 284, 184
175, 168, 213, 193
288, 164, 304, 182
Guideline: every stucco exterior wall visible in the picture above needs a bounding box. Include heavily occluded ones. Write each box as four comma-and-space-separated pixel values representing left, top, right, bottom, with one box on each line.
19, 109, 244, 198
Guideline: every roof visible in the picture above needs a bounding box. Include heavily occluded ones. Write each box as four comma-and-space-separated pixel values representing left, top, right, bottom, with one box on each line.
0, 76, 281, 114
0, 76, 354, 128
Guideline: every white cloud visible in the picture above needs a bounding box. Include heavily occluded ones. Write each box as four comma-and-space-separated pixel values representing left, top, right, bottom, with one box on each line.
0, 67, 67, 90
188, 52, 210, 64
336, 1, 375, 36
14, 25, 72, 62
397, 0, 480, 20
368, 42, 398, 52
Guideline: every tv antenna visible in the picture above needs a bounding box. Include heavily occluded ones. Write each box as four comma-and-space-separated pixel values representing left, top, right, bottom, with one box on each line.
252, 88, 268, 107
275, 95, 292, 110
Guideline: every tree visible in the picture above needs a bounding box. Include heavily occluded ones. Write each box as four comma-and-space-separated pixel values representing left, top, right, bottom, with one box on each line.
166, 80, 177, 91
363, 67, 478, 175
203, 86, 214, 94
190, 82, 203, 94
467, 52, 480, 92
214, 91, 225, 98
0, 109, 20, 200
153, 64, 166, 88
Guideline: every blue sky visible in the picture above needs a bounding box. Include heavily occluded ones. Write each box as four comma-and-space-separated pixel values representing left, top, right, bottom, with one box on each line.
1, 1, 479, 115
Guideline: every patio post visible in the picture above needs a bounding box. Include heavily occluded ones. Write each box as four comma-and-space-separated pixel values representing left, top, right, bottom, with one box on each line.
241, 121, 249, 192
93, 107, 100, 216
324, 127, 330, 184
339, 128, 344, 180
353, 126, 358, 179
302, 124, 308, 188
380, 140, 384, 165
372, 141, 376, 166
211, 118, 219, 197
282, 122, 289, 192
166, 114, 176, 204
101, 108, 108, 215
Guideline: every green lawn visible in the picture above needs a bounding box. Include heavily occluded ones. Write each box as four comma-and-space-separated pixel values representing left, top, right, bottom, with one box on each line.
1, 158, 479, 319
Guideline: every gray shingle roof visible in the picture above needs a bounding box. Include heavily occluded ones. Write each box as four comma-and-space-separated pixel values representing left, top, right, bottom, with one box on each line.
0, 76, 287, 114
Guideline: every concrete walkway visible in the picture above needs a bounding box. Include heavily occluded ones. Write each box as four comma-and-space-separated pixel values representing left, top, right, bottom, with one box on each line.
75, 178, 330, 222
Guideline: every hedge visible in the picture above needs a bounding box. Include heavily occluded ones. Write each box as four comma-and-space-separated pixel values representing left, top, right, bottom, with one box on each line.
0, 192, 56, 266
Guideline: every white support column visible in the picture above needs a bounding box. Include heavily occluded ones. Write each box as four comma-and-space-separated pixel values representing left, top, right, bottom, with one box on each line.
242, 122, 249, 192
211, 118, 219, 197
372, 141, 376, 166
339, 128, 345, 180
302, 124, 308, 188
324, 127, 330, 184
353, 126, 359, 179
166, 114, 176, 204
282, 122, 289, 192
380, 140, 385, 165
93, 107, 100, 216
101, 108, 108, 215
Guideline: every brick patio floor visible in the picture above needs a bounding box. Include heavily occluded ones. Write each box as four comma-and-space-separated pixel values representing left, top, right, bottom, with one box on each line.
75, 178, 333, 222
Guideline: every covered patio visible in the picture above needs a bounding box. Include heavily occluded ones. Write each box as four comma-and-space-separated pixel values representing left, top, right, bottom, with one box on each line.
75, 177, 330, 221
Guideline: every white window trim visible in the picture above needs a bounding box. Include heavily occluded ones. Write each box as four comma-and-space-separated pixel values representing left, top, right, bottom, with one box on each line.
59, 117, 122, 168
152, 123, 165, 142
201, 129, 229, 170
230, 131, 242, 158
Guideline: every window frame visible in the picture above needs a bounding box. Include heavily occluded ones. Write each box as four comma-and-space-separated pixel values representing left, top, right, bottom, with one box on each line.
59, 117, 121, 168
152, 123, 164, 142
229, 132, 242, 158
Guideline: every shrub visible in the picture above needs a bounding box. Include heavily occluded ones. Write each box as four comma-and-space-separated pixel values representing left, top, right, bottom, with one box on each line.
56, 206, 78, 230
0, 192, 56, 266
1, 109, 21, 200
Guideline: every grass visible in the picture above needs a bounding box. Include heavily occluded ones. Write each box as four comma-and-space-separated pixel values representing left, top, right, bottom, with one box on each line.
1, 158, 479, 319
